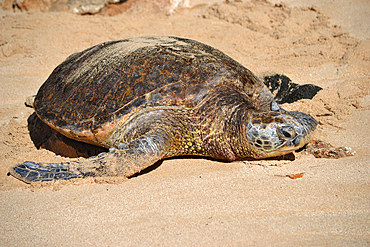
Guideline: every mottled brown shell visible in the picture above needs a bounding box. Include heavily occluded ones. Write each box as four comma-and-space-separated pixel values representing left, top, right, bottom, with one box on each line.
34, 36, 273, 146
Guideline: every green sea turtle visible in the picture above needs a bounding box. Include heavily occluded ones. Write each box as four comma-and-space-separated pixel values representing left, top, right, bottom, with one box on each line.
10, 36, 317, 184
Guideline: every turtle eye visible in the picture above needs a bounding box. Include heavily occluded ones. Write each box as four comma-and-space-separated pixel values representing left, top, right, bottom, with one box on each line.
277, 126, 296, 139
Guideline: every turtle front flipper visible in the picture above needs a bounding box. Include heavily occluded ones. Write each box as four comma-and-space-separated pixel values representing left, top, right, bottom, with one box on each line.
10, 129, 173, 183
10, 162, 81, 184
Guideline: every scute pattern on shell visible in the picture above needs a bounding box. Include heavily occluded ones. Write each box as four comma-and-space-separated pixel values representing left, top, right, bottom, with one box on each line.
34, 36, 272, 146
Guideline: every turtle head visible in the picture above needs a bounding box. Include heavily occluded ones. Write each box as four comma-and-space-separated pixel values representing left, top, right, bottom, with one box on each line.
245, 110, 317, 158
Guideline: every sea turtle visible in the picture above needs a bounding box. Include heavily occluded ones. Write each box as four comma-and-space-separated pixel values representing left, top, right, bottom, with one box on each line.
10, 36, 317, 184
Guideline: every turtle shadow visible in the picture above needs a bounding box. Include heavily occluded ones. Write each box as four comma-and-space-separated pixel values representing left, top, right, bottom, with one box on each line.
165, 153, 296, 163
27, 112, 107, 158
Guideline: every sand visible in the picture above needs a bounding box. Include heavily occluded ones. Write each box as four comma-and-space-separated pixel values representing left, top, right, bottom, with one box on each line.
0, 0, 369, 245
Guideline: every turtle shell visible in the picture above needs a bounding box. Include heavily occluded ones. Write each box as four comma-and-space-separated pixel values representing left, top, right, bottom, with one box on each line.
34, 36, 274, 147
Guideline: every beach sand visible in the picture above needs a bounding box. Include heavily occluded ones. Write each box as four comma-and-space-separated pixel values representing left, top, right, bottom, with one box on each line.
1, 0, 369, 245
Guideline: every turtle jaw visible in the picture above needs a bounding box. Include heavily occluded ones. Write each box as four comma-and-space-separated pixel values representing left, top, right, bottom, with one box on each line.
268, 134, 307, 156
247, 135, 307, 159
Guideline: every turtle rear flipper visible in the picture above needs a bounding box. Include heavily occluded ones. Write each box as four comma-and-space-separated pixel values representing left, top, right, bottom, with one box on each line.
10, 161, 81, 184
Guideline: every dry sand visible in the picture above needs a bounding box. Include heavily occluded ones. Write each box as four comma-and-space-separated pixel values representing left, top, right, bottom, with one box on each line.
1, 0, 369, 245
